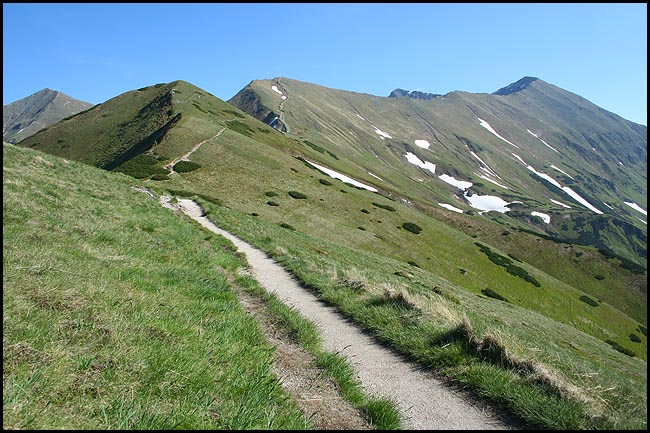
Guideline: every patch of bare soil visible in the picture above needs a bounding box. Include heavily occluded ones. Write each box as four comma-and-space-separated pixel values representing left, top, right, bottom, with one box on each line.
228, 271, 372, 430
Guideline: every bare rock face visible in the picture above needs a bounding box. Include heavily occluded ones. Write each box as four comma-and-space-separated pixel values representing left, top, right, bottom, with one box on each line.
388, 88, 441, 100
3, 88, 93, 143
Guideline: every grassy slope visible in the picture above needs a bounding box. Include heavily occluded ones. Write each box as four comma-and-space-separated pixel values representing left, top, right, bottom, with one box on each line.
3, 142, 314, 429
188, 195, 646, 430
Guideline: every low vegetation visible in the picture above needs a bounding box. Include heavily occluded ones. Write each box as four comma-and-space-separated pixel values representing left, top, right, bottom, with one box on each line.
173, 160, 201, 173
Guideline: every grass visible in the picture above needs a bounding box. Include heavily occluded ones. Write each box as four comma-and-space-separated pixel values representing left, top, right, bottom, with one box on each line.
3, 144, 311, 429
190, 196, 647, 430
3, 143, 401, 430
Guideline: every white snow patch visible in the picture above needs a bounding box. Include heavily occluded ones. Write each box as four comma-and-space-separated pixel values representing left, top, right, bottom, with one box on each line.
531, 211, 551, 224
638, 218, 647, 225
602, 202, 614, 210
478, 174, 509, 190
374, 128, 393, 139
464, 193, 513, 213
271, 85, 283, 94
356, 114, 365, 121
478, 117, 519, 148
526, 129, 559, 153
624, 201, 647, 216
550, 199, 571, 209
470, 151, 502, 179
439, 174, 473, 190
438, 203, 464, 213
281, 95, 287, 100
304, 160, 378, 192
405, 152, 436, 175
550, 165, 573, 179
368, 171, 383, 181
526, 165, 562, 189
511, 153, 527, 166
414, 139, 431, 149
17, 127, 26, 134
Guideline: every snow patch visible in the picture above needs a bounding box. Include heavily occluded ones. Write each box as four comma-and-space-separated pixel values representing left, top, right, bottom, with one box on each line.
470, 151, 502, 179
464, 193, 513, 213
374, 128, 393, 139
414, 139, 431, 149
526, 129, 559, 153
271, 85, 283, 94
638, 218, 647, 225
478, 174, 509, 190
368, 171, 383, 181
478, 117, 519, 148
511, 153, 527, 166
550, 165, 573, 179
281, 95, 287, 100
624, 201, 647, 216
304, 160, 378, 192
550, 199, 571, 209
438, 203, 464, 213
356, 114, 365, 121
405, 152, 436, 175
531, 211, 551, 224
438, 174, 473, 190
619, 161, 624, 166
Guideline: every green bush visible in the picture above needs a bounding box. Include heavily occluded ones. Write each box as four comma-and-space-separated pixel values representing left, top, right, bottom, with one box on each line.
629, 333, 642, 343
267, 201, 280, 207
372, 202, 396, 212
481, 288, 509, 302
579, 295, 599, 307
222, 109, 245, 118
151, 174, 170, 181
113, 154, 167, 179
279, 222, 296, 231
594, 274, 605, 280
605, 340, 635, 357
638, 325, 647, 337
319, 179, 333, 186
361, 209, 370, 214
288, 191, 307, 199
173, 160, 201, 173
265, 191, 278, 197
226, 120, 254, 137
401, 223, 422, 234
505, 264, 541, 287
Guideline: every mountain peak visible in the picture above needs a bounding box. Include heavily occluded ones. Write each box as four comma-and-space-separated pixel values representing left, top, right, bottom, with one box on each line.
388, 88, 441, 100
492, 76, 540, 95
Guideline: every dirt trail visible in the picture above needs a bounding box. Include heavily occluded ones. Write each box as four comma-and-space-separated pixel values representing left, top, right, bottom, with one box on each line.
162, 197, 515, 430
163, 127, 225, 174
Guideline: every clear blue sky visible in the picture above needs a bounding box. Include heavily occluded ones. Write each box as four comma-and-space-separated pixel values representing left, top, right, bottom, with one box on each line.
3, 3, 647, 125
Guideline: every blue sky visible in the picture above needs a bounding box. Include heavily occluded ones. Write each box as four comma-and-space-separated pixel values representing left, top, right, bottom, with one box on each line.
3, 3, 647, 125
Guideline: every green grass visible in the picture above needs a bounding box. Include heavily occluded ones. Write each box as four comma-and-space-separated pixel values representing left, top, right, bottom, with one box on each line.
190, 196, 647, 430
3, 143, 311, 429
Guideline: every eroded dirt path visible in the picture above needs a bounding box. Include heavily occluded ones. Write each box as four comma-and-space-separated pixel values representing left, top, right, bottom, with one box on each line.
162, 197, 515, 430
163, 127, 225, 174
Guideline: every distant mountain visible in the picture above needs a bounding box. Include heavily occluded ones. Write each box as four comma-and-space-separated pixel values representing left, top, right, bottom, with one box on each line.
388, 88, 441, 100
3, 88, 93, 143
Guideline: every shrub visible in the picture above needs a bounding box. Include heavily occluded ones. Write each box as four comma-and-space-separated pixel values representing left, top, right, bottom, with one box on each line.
222, 109, 245, 118
629, 333, 642, 343
481, 288, 509, 302
267, 201, 279, 207
402, 222, 422, 234
594, 274, 605, 280
358, 226, 366, 231
226, 120, 253, 137
151, 174, 170, 181
372, 202, 396, 212
505, 264, 541, 287
265, 191, 278, 197
113, 154, 167, 179
279, 222, 295, 231
638, 325, 647, 337
361, 209, 370, 214
288, 191, 307, 199
605, 340, 635, 357
340, 189, 348, 193
173, 160, 201, 173
579, 295, 599, 307
319, 178, 333, 186
407, 261, 420, 268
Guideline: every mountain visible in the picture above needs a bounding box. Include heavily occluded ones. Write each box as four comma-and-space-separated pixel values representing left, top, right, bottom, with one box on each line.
3, 88, 93, 143
9, 77, 648, 428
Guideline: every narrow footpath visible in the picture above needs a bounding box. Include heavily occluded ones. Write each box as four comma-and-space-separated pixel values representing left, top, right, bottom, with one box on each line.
163, 197, 515, 430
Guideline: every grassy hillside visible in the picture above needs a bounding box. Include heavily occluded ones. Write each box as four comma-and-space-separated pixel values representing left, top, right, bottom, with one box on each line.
3, 142, 399, 429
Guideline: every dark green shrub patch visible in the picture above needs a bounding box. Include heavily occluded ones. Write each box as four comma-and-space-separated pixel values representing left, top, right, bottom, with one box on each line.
173, 160, 201, 173
579, 295, 599, 307
303, 140, 339, 159
267, 201, 280, 207
251, 212, 259, 217
407, 261, 420, 268
402, 222, 422, 234
638, 325, 647, 337
505, 264, 541, 287
481, 288, 509, 302
507, 253, 523, 263
340, 189, 348, 193
605, 340, 635, 357
279, 222, 296, 231
594, 274, 605, 280
151, 174, 170, 181
222, 109, 245, 118
319, 179, 333, 186
113, 153, 167, 179
265, 191, 278, 197
629, 333, 642, 343
372, 202, 396, 212
226, 120, 254, 137
358, 226, 366, 231
288, 191, 307, 199
476, 243, 540, 287
361, 209, 370, 214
